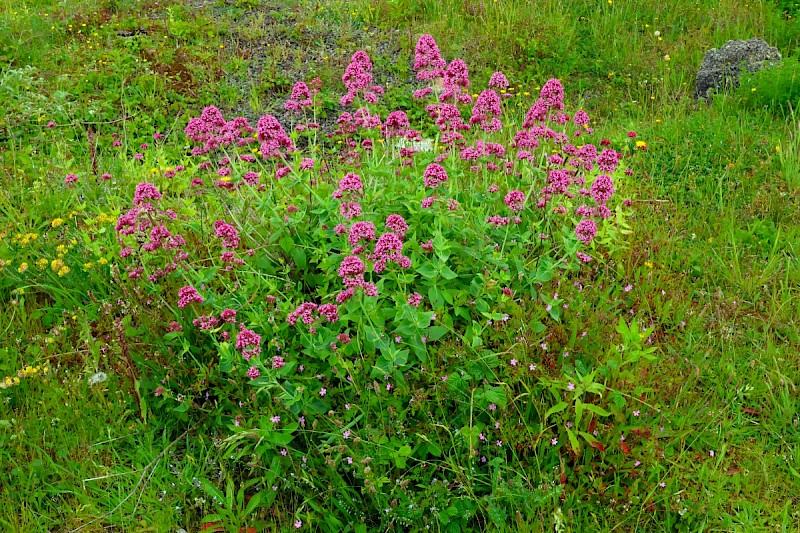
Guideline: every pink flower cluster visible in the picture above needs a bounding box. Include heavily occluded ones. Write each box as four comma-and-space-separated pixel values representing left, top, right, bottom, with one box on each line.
257, 114, 295, 159
333, 173, 363, 199
116, 182, 188, 279
341, 51, 384, 105
423, 163, 449, 189
470, 89, 503, 132
285, 81, 314, 112
428, 103, 470, 144
184, 106, 256, 155
575, 219, 598, 244
213, 220, 240, 248
504, 190, 525, 212
287, 302, 339, 334
370, 231, 411, 273
336, 255, 378, 303
489, 71, 509, 90
413, 34, 446, 81
236, 326, 262, 361
382, 111, 409, 138
133, 182, 162, 206
178, 285, 204, 308
385, 214, 408, 239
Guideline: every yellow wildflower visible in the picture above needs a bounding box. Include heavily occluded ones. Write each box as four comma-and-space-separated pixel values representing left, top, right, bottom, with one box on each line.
36, 258, 48, 270
18, 262, 28, 274
51, 218, 64, 228
58, 266, 70, 277
98, 258, 108, 265
56, 244, 68, 255
83, 262, 93, 270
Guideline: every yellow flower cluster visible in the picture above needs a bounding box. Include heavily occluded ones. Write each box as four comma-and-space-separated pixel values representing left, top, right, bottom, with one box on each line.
13, 232, 39, 246
96, 213, 115, 224
51, 218, 64, 228
0, 364, 50, 389
50, 258, 70, 277
0, 376, 20, 389
19, 364, 49, 378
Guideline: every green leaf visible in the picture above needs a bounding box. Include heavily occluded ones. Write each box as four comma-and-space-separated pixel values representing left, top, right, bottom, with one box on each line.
567, 428, 581, 454
416, 263, 438, 279
428, 285, 444, 308
584, 404, 612, 417
483, 386, 508, 408
200, 479, 225, 506
427, 326, 448, 342
439, 264, 458, 280
544, 401, 568, 422
291, 247, 307, 269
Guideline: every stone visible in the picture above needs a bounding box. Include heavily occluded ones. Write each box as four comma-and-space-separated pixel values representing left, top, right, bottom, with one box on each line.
695, 38, 781, 99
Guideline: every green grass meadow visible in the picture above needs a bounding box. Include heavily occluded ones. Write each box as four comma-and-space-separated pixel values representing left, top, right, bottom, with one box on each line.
1, 0, 799, 531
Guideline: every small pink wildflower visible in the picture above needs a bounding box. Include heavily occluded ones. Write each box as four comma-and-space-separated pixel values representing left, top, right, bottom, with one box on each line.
177, 286, 203, 308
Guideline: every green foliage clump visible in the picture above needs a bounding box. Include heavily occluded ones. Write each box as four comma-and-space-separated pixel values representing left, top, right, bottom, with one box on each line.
737, 56, 800, 116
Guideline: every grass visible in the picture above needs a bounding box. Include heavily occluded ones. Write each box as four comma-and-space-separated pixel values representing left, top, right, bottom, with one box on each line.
1, 0, 799, 531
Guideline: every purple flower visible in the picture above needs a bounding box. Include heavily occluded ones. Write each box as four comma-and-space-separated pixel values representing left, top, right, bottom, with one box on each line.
408, 292, 423, 307
414, 35, 446, 80
488, 71, 509, 89
575, 219, 598, 245
504, 190, 525, 212
423, 163, 449, 189
177, 286, 203, 308
590, 174, 615, 205
133, 182, 162, 205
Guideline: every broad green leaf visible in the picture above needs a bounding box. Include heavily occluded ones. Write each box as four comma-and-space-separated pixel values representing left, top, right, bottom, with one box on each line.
544, 401, 568, 422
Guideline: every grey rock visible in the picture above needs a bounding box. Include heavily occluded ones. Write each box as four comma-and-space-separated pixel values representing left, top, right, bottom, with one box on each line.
695, 38, 781, 99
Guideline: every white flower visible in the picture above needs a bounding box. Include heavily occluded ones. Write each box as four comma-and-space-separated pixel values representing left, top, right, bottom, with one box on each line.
88, 372, 107, 386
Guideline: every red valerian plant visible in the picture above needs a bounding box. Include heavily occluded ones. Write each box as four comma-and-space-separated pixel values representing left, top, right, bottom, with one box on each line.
101, 33, 650, 530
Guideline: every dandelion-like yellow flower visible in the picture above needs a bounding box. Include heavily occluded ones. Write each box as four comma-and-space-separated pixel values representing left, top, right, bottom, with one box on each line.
51, 218, 64, 228
636, 141, 647, 149
98, 257, 108, 265
36, 258, 48, 270
83, 262, 93, 270
58, 266, 70, 277
18, 262, 28, 274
